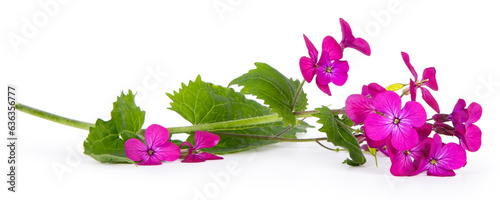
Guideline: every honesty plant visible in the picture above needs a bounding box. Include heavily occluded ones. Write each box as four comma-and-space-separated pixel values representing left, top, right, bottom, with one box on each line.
15, 18, 482, 176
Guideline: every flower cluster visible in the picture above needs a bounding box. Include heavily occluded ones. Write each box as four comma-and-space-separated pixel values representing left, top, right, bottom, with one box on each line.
300, 18, 371, 96
345, 52, 482, 176
124, 124, 223, 165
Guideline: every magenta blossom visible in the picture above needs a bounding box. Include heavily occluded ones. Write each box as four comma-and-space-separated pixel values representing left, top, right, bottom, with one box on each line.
345, 83, 386, 124
387, 124, 433, 176
315, 45, 349, 87
124, 124, 181, 165
364, 91, 427, 151
433, 99, 482, 152
412, 134, 467, 176
339, 18, 371, 55
299, 35, 343, 83
401, 52, 440, 113
181, 131, 223, 163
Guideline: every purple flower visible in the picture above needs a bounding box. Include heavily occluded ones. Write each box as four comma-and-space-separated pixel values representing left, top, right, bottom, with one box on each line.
124, 124, 181, 165
339, 18, 371, 56
387, 124, 433, 176
433, 99, 482, 152
364, 91, 427, 151
315, 46, 349, 87
401, 52, 440, 113
345, 83, 386, 124
181, 131, 223, 163
299, 35, 343, 83
412, 134, 467, 176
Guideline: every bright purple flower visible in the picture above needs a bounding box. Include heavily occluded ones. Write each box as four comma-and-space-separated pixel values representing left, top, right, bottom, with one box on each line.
346, 83, 386, 124
300, 35, 343, 83
364, 91, 427, 151
401, 52, 440, 113
181, 131, 223, 163
339, 18, 371, 56
412, 134, 467, 176
445, 99, 482, 152
124, 124, 181, 165
387, 124, 433, 176
316, 50, 349, 87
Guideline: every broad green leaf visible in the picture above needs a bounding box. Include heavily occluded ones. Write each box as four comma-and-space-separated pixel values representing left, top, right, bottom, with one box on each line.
168, 75, 311, 154
313, 106, 366, 166
229, 62, 308, 127
83, 91, 145, 164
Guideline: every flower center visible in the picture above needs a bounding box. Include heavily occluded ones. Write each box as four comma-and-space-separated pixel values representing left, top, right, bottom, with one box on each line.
326, 67, 332, 73
430, 158, 437, 165
148, 149, 154, 156
393, 118, 400, 124
404, 150, 411, 155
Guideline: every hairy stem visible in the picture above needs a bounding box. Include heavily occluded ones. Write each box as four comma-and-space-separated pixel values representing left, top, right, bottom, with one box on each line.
291, 79, 306, 112
15, 103, 347, 142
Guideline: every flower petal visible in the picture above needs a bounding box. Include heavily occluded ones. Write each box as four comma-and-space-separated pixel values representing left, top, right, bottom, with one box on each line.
197, 152, 223, 160
339, 18, 354, 45
373, 91, 401, 117
182, 154, 206, 163
427, 165, 456, 177
299, 57, 316, 83
411, 157, 431, 176
364, 113, 393, 141
401, 52, 418, 81
387, 139, 416, 176
144, 124, 170, 149
462, 124, 482, 152
138, 155, 162, 165
410, 138, 433, 166
345, 94, 376, 124
330, 60, 349, 86
410, 79, 417, 101
466, 102, 482, 125
193, 131, 220, 150
316, 65, 333, 86
422, 67, 438, 91
303, 34, 318, 62
349, 38, 371, 56
124, 138, 148, 162
436, 142, 467, 170
390, 123, 419, 151
414, 124, 433, 142
399, 101, 427, 128
315, 77, 331, 96
322, 36, 342, 60
367, 83, 386, 98
421, 87, 440, 113
154, 142, 181, 162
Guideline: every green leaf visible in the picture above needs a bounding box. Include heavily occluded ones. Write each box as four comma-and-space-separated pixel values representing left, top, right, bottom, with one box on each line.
83, 91, 145, 164
229, 62, 308, 127
168, 75, 311, 154
313, 106, 366, 166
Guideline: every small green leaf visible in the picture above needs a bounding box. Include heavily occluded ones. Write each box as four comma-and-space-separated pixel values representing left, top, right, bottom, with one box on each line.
168, 75, 311, 153
83, 91, 145, 164
313, 106, 366, 166
229, 62, 308, 127
386, 83, 404, 91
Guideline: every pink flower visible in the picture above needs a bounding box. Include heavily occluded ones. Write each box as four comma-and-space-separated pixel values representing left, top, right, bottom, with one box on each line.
315, 45, 349, 87
412, 134, 467, 176
364, 91, 427, 151
345, 83, 386, 124
124, 124, 181, 165
339, 18, 371, 56
401, 52, 440, 113
433, 99, 482, 152
181, 131, 223, 163
387, 124, 433, 176
300, 35, 343, 96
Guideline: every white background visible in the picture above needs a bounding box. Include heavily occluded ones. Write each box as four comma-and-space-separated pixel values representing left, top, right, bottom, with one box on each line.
1, 0, 499, 199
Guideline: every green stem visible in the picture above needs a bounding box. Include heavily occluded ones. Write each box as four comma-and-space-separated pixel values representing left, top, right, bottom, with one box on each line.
15, 103, 347, 142
291, 79, 306, 112
15, 103, 94, 130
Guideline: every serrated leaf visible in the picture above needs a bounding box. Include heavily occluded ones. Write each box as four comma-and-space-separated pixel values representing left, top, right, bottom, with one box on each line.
313, 106, 366, 166
83, 90, 145, 164
229, 62, 308, 127
168, 75, 311, 153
